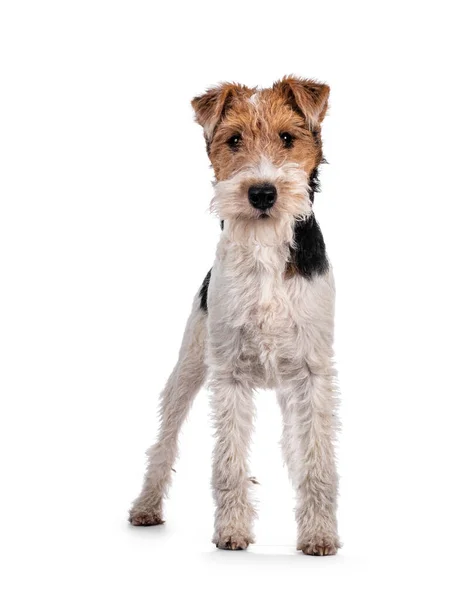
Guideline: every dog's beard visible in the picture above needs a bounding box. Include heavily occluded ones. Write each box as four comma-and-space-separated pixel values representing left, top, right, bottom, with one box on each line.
211, 158, 312, 246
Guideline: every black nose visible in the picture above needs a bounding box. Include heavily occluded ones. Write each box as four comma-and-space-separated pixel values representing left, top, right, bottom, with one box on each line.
248, 184, 277, 210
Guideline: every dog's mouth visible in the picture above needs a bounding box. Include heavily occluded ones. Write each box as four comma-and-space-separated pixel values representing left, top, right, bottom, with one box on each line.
258, 212, 270, 219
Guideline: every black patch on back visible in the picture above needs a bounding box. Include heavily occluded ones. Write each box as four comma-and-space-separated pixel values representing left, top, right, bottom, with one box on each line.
308, 167, 321, 204
287, 166, 328, 278
290, 214, 329, 279
199, 269, 212, 311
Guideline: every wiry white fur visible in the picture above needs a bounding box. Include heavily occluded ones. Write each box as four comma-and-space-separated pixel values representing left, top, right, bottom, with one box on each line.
212, 158, 311, 246
130, 160, 340, 555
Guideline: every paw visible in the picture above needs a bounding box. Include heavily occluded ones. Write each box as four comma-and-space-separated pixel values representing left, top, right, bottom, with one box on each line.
128, 507, 164, 526
213, 531, 254, 550
298, 536, 340, 556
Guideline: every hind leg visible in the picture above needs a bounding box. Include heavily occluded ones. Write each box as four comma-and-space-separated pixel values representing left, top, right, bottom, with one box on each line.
129, 302, 207, 525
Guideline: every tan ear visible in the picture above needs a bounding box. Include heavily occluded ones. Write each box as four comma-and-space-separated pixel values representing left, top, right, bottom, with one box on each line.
191, 83, 248, 139
275, 76, 330, 129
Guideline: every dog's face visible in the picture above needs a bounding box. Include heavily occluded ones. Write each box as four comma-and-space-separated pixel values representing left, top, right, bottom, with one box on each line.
192, 77, 329, 242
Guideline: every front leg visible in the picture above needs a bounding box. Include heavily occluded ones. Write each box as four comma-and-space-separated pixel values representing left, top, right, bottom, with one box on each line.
210, 373, 256, 550
277, 363, 341, 555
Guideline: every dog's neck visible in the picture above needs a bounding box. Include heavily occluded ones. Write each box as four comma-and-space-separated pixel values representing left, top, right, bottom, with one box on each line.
221, 216, 295, 248
218, 211, 328, 280
218, 218, 293, 276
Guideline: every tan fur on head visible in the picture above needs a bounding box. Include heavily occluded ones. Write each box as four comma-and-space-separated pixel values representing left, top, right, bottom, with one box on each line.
191, 76, 329, 174
191, 83, 255, 140
273, 76, 330, 130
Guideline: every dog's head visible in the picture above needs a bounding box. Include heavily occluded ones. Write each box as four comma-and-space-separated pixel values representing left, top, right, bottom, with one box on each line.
192, 76, 329, 243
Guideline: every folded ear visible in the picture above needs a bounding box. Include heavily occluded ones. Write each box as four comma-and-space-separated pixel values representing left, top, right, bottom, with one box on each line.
191, 83, 248, 139
274, 76, 330, 129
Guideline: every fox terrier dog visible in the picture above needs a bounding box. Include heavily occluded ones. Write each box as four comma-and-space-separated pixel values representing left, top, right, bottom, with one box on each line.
129, 76, 341, 555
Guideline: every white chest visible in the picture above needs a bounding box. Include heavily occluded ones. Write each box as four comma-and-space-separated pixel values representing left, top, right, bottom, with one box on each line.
206, 235, 335, 387
208, 240, 301, 382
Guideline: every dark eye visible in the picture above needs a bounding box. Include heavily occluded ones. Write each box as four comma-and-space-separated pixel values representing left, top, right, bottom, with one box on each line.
226, 133, 242, 150
280, 132, 294, 148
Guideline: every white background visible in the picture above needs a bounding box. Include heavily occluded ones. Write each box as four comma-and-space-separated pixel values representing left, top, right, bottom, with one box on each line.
1, 1, 449, 598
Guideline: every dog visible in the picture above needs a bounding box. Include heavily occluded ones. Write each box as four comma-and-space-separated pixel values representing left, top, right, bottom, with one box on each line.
129, 76, 341, 555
